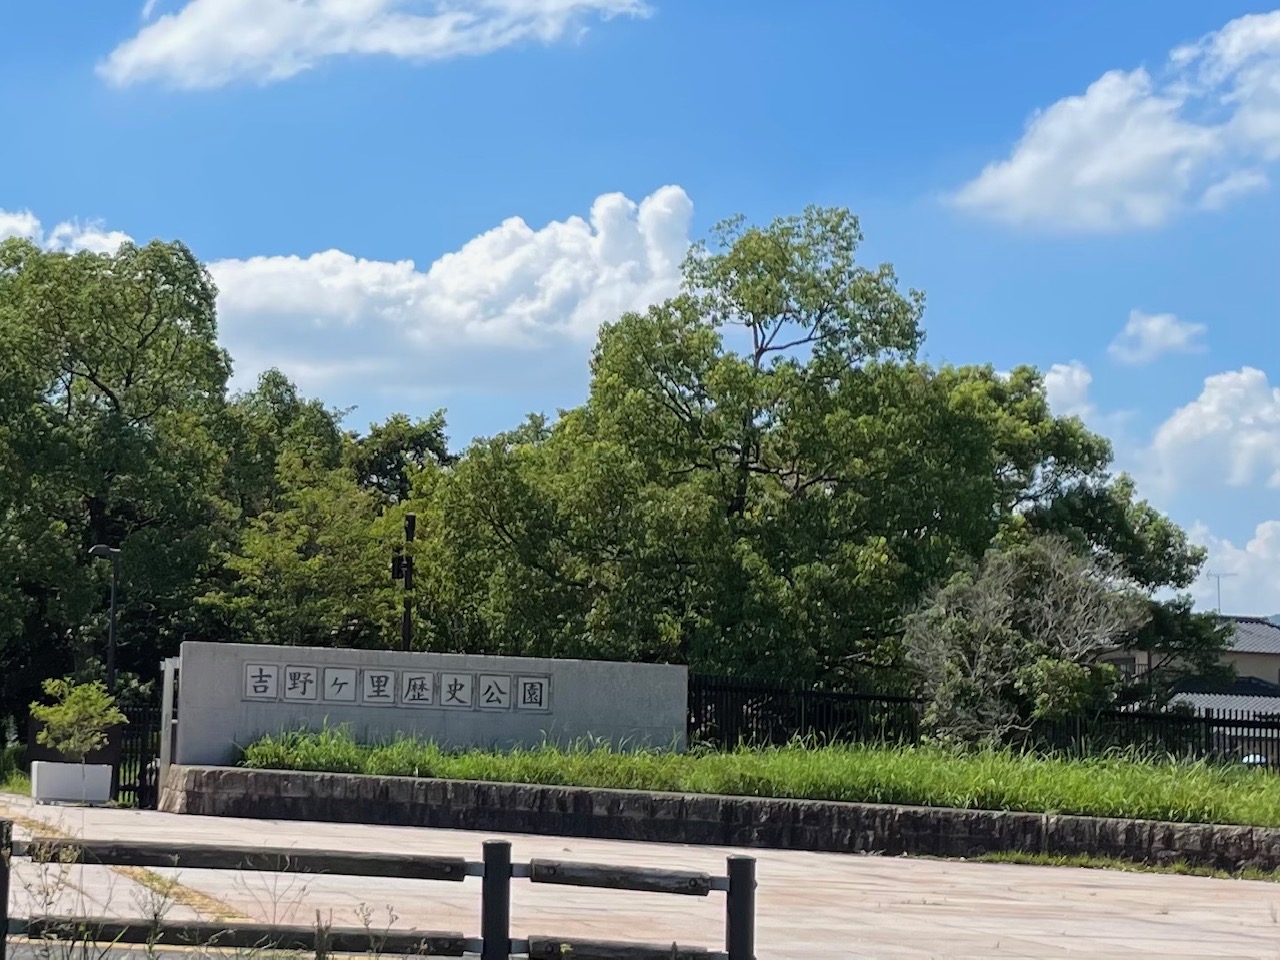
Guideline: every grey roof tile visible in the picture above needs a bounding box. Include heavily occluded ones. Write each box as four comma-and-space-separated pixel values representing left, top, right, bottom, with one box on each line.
1225, 616, 1280, 655
1174, 692, 1280, 718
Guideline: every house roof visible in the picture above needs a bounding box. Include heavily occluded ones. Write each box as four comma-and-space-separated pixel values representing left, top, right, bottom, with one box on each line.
1225, 616, 1280, 655
1174, 692, 1280, 719
1175, 674, 1280, 697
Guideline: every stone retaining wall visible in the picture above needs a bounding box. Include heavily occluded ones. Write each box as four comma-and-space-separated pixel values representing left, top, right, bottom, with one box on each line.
161, 764, 1280, 872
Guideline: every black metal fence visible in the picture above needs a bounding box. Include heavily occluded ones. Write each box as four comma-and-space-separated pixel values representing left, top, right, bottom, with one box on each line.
688, 675, 1280, 767
116, 701, 162, 808
688, 674, 921, 748
0, 828, 756, 960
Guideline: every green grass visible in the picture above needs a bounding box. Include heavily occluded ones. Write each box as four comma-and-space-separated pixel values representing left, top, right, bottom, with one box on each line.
1, 770, 31, 795
241, 726, 1280, 827
1, 742, 29, 795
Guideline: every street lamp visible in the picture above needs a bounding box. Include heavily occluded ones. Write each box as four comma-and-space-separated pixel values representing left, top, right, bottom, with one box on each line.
88, 544, 122, 695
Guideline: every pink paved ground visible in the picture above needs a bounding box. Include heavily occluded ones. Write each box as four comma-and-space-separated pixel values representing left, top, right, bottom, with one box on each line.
4, 794, 1280, 958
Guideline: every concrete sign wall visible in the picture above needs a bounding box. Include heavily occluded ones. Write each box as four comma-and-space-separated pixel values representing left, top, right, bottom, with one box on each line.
175, 641, 688, 766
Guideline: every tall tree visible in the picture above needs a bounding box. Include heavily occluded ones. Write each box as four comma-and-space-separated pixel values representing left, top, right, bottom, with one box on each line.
347, 411, 452, 505
416, 209, 1216, 690
201, 454, 396, 649
0, 238, 232, 732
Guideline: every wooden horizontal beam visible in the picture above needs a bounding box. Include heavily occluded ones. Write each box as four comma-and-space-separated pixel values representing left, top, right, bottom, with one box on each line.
23, 917, 468, 956
13, 838, 468, 882
528, 858, 715, 897
527, 936, 719, 960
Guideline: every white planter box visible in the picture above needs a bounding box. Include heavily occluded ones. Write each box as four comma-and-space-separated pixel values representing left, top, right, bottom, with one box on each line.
31, 761, 113, 806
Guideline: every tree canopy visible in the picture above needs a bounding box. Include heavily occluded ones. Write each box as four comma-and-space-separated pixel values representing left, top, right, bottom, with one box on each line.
0, 211, 1228, 740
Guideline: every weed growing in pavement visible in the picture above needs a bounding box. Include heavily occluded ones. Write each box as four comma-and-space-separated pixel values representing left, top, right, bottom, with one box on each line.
17, 837, 121, 960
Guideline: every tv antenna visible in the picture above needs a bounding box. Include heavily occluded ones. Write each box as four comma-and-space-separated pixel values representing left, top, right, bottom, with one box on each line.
1205, 572, 1237, 613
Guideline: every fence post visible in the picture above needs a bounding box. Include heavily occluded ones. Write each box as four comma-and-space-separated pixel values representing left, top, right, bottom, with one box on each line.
481, 840, 512, 960
1, 818, 11, 960
725, 855, 756, 960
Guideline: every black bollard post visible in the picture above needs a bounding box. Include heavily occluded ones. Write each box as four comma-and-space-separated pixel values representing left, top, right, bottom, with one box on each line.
1, 819, 12, 960
725, 855, 756, 960
481, 840, 512, 960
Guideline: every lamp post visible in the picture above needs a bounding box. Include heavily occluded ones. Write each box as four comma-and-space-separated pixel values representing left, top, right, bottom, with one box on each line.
88, 545, 121, 695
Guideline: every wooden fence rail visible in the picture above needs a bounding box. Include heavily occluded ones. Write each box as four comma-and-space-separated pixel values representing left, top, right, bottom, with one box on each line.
0, 823, 756, 960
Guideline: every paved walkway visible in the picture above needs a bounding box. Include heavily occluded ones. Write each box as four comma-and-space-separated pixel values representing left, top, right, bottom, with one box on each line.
5, 794, 1280, 958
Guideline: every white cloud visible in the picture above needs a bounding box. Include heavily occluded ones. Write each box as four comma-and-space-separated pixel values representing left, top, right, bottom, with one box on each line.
1148, 367, 1280, 493
100, 0, 650, 89
46, 222, 136, 254
953, 10, 1280, 230
1189, 520, 1280, 615
1035, 359, 1278, 614
1042, 359, 1137, 448
0, 210, 134, 252
1108, 309, 1206, 365
1044, 361, 1095, 418
210, 185, 691, 362
1200, 168, 1270, 209
0, 186, 693, 401
0, 210, 42, 243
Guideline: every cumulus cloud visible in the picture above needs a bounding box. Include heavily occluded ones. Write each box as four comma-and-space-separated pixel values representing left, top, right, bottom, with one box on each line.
1148, 367, 1280, 493
211, 185, 691, 352
0, 209, 134, 252
1042, 359, 1137, 447
1108, 309, 1206, 365
1043, 360, 1095, 418
0, 210, 42, 243
952, 10, 1280, 230
1189, 520, 1280, 615
208, 185, 692, 398
0, 186, 693, 400
100, 0, 650, 89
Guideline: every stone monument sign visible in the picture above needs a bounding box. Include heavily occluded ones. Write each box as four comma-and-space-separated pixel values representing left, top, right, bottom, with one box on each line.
173, 641, 688, 766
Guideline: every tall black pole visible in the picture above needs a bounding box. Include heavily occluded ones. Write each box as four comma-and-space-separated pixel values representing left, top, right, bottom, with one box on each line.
1, 819, 11, 960
401, 513, 416, 652
106, 555, 118, 696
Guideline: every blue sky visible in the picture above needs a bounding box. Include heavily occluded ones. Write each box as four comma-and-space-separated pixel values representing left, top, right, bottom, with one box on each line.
2, 1, 1278, 613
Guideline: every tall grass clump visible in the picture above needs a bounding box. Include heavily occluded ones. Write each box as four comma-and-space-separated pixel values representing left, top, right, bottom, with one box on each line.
241, 727, 1280, 828
1, 741, 29, 794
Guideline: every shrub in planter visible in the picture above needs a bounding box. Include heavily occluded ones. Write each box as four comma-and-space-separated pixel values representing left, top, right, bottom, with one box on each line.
29, 680, 127, 805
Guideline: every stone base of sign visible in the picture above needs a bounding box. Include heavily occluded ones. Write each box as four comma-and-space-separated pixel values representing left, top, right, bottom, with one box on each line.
160, 764, 1280, 873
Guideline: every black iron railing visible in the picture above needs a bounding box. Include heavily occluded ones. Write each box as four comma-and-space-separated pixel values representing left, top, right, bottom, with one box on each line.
115, 701, 162, 808
688, 674, 1280, 767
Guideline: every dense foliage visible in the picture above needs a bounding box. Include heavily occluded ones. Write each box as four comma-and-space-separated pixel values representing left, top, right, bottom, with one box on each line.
0, 207, 1228, 740
29, 679, 126, 763
242, 728, 1280, 827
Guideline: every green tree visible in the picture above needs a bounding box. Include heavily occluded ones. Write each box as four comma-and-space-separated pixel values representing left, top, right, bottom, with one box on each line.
0, 238, 232, 735
0, 210, 1225, 731
1021, 472, 1226, 704
903, 536, 1152, 744
221, 368, 346, 518
347, 411, 452, 505
416, 208, 1215, 692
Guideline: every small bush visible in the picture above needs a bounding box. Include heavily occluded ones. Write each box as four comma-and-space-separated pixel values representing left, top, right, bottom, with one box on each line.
30, 679, 127, 763
241, 727, 1280, 827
